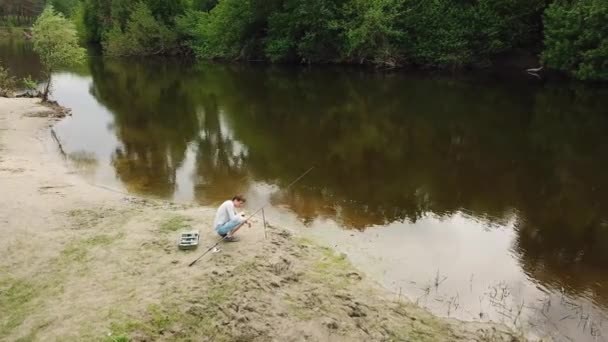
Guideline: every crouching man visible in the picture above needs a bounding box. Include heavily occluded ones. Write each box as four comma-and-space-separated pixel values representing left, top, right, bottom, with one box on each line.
213, 195, 250, 242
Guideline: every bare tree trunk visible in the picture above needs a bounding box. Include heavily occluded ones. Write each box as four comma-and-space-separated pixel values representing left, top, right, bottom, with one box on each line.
42, 76, 51, 102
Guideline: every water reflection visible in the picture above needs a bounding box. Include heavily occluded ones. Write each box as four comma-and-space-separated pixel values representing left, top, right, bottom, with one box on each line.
0, 38, 42, 79
86, 60, 608, 340
89, 60, 200, 197
4, 40, 608, 340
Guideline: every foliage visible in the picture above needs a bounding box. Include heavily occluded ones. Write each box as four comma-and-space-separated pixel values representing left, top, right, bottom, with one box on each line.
542, 0, 608, 81
71, 1, 89, 43
21, 75, 38, 91
22, 0, 608, 80
265, 0, 349, 63
50, 0, 80, 16
103, 2, 178, 56
393, 0, 546, 67
32, 5, 86, 100
178, 0, 544, 67
182, 0, 265, 60
74, 0, 188, 45
0, 62, 18, 97
343, 0, 407, 66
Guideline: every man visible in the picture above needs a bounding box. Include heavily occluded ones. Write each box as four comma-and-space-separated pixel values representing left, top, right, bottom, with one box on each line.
213, 195, 250, 241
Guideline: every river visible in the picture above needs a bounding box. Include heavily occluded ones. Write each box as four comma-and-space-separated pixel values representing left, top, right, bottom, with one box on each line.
2, 38, 608, 341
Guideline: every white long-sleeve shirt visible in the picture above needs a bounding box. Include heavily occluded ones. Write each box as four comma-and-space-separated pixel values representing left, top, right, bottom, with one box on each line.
213, 200, 241, 228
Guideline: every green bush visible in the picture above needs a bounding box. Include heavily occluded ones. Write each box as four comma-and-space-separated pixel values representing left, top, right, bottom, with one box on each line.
399, 0, 545, 67
103, 2, 178, 56
343, 0, 407, 66
50, 0, 80, 16
0, 62, 18, 97
265, 0, 349, 63
542, 0, 608, 81
76, 0, 187, 44
187, 0, 267, 60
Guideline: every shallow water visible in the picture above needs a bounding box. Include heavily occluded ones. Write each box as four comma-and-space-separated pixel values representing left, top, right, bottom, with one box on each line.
3, 39, 608, 341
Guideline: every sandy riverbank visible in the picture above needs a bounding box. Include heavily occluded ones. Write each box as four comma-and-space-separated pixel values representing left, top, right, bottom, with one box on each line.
0, 97, 526, 341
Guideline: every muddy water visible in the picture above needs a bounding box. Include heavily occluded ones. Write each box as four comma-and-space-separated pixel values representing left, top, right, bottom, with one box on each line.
3, 40, 608, 341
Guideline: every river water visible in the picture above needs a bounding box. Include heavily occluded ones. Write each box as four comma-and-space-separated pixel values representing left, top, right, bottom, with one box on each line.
2, 39, 608, 341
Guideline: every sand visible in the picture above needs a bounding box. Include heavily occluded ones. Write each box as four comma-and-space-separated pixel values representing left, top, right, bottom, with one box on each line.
0, 97, 526, 341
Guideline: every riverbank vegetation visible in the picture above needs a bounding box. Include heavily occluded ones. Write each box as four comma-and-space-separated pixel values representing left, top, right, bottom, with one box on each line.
1, 0, 607, 81
32, 6, 85, 100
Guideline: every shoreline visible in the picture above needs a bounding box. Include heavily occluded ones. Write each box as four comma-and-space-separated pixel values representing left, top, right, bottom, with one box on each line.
0, 97, 525, 341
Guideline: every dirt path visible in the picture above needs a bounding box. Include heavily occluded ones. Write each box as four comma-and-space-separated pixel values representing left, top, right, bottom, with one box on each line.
0, 97, 526, 341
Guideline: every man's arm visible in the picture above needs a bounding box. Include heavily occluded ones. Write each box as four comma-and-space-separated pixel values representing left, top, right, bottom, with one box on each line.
227, 202, 243, 222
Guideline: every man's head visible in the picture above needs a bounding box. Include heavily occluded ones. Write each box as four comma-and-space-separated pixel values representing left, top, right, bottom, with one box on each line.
232, 195, 246, 208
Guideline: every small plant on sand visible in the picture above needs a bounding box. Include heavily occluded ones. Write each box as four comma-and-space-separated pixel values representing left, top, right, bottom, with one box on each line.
21, 75, 38, 93
0, 62, 18, 97
32, 5, 86, 101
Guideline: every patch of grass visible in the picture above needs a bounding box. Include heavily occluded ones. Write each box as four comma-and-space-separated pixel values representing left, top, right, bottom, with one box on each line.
84, 233, 123, 246
308, 247, 352, 289
108, 304, 180, 339
284, 294, 315, 320
66, 209, 107, 230
206, 283, 234, 306
107, 301, 211, 341
0, 277, 40, 338
315, 247, 350, 272
105, 266, 247, 340
104, 336, 129, 342
295, 236, 315, 247
60, 244, 89, 263
295, 236, 355, 290
158, 215, 191, 233
14, 332, 38, 342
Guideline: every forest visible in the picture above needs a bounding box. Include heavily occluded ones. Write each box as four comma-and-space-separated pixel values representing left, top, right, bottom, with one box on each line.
1, 0, 607, 81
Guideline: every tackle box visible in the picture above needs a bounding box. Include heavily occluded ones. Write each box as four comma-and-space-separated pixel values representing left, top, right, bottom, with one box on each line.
178, 231, 199, 250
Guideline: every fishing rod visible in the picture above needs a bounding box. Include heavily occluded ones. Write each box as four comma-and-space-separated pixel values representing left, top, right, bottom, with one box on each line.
188, 166, 315, 267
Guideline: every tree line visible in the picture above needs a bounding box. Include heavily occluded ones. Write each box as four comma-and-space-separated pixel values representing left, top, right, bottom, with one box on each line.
2, 0, 607, 81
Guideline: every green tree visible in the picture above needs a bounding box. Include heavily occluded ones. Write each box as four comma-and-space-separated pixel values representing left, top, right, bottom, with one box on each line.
50, 0, 80, 16
343, 0, 407, 66
542, 0, 608, 81
103, 2, 178, 56
188, 0, 264, 60
265, 0, 348, 63
32, 5, 86, 101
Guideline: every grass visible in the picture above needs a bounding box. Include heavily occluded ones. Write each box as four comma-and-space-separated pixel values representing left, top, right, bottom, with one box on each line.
66, 209, 108, 230
102, 257, 264, 341
0, 277, 39, 338
84, 233, 124, 246
104, 266, 242, 341
105, 336, 129, 342
158, 215, 192, 233
108, 304, 180, 340
54, 233, 124, 267
60, 244, 89, 263
307, 245, 353, 290
284, 294, 315, 320
314, 247, 350, 273
0, 208, 128, 339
